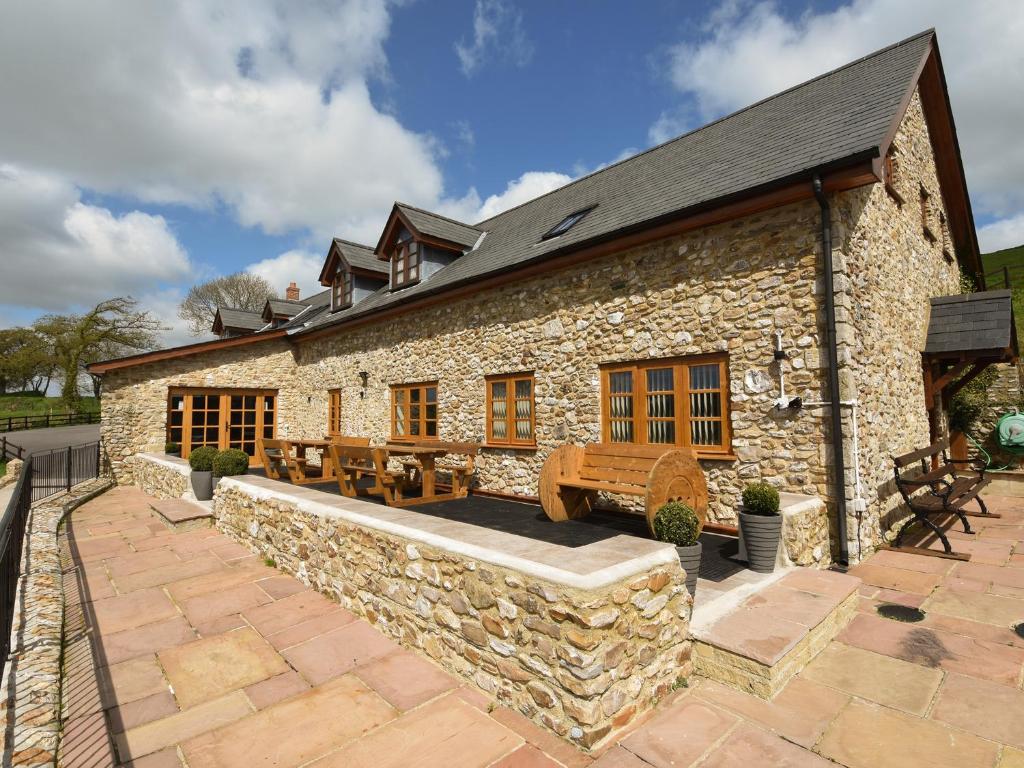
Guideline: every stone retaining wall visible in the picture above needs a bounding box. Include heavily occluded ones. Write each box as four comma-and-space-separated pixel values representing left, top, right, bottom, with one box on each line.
214, 478, 692, 749
133, 453, 190, 500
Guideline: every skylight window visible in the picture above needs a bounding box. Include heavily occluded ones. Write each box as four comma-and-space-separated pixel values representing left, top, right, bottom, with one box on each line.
541, 206, 594, 240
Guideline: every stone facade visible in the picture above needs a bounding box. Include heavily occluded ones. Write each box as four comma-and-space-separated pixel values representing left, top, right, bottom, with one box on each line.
831, 90, 961, 557
99, 88, 964, 561
214, 477, 691, 748
134, 452, 190, 499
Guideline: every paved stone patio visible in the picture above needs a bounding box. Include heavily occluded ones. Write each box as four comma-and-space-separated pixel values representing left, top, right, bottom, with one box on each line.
62, 486, 1024, 767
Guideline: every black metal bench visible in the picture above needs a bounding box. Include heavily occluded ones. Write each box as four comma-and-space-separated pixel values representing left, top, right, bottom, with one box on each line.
890, 436, 998, 560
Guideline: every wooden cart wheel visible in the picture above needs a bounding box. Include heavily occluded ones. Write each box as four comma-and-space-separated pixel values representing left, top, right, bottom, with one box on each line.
539, 444, 592, 521
645, 448, 708, 533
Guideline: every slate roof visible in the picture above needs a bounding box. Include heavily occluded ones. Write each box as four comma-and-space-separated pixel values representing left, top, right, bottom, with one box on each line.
333, 239, 387, 274
289, 30, 938, 339
925, 290, 1018, 357
266, 298, 307, 317
214, 308, 265, 332
394, 203, 482, 249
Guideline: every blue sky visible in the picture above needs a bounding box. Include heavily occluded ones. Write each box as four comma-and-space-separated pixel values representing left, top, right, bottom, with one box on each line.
1, 1, 1021, 345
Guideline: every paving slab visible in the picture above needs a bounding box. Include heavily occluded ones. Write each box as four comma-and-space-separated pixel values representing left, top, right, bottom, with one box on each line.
283, 620, 401, 685
91, 588, 180, 635
923, 586, 1024, 627
700, 722, 834, 767
931, 673, 1024, 749
353, 648, 458, 710
619, 699, 737, 768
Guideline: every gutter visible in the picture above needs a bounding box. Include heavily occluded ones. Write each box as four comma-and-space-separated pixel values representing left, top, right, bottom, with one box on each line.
812, 174, 851, 567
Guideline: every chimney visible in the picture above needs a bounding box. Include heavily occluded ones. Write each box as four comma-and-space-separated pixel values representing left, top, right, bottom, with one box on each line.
286, 282, 300, 301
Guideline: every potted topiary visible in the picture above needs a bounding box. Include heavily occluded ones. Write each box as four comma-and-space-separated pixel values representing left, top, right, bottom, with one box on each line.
738, 482, 782, 573
165, 441, 181, 457
188, 446, 219, 501
213, 448, 250, 479
652, 501, 703, 597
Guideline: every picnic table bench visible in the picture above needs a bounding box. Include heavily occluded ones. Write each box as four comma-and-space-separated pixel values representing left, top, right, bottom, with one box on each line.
328, 444, 406, 505
539, 442, 708, 532
889, 435, 998, 560
393, 440, 480, 498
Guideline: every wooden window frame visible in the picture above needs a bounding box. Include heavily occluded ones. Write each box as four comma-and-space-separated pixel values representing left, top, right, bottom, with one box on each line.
390, 381, 439, 441
599, 354, 733, 458
391, 238, 421, 289
166, 386, 277, 466
328, 389, 342, 436
920, 185, 937, 242
331, 268, 352, 311
939, 212, 953, 263
485, 372, 536, 448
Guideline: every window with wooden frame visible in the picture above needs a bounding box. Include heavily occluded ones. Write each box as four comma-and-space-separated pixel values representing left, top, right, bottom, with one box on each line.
391, 382, 438, 440
331, 268, 352, 311
328, 389, 342, 436
883, 146, 903, 204
391, 237, 421, 288
166, 387, 277, 464
920, 186, 936, 241
600, 355, 731, 456
486, 373, 535, 447
939, 212, 953, 262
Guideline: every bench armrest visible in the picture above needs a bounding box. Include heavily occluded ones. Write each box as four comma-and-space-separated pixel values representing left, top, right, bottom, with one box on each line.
946, 457, 987, 477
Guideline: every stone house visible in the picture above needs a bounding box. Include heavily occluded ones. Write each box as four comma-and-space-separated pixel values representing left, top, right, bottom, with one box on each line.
89, 30, 1016, 565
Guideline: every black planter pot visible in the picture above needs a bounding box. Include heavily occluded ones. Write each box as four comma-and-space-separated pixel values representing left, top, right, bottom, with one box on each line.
675, 541, 702, 597
738, 510, 782, 573
191, 470, 214, 501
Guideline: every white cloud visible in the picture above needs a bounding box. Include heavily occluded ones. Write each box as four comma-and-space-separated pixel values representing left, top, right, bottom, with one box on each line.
455, 0, 534, 77
247, 250, 326, 300
977, 215, 1024, 254
660, 0, 1024, 238
0, 1, 443, 244
441, 171, 574, 224
0, 165, 192, 311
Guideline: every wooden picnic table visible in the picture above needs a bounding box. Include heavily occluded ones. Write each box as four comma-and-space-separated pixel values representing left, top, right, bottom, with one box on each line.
290, 438, 335, 482
383, 442, 480, 505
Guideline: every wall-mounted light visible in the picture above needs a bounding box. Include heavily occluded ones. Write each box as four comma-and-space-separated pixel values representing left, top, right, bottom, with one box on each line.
358, 371, 369, 388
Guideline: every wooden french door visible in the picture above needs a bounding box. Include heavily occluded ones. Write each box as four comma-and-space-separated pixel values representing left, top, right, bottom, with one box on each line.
167, 387, 277, 465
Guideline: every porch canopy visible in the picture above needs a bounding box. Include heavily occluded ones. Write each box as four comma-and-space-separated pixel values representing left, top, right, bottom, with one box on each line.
923, 289, 1019, 425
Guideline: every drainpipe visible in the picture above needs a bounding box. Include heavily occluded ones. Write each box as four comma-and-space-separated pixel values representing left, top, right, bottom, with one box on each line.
812, 174, 850, 567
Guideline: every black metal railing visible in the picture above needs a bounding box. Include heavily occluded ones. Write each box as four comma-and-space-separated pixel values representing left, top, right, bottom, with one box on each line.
29, 442, 102, 503
0, 455, 33, 663
0, 411, 100, 434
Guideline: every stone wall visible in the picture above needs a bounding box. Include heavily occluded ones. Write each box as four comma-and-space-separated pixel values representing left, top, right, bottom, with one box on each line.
134, 453, 191, 500
832, 89, 962, 558
214, 478, 691, 749
976, 362, 1024, 466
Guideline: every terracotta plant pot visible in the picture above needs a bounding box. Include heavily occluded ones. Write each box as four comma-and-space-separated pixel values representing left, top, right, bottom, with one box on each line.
191, 470, 214, 501
676, 541, 702, 597
738, 509, 781, 573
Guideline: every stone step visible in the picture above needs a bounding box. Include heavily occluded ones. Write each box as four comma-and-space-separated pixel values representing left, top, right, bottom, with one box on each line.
150, 499, 215, 531
689, 567, 861, 699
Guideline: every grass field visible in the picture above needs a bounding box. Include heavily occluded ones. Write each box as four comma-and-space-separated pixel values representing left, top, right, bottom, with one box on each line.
981, 245, 1023, 340
0, 394, 100, 418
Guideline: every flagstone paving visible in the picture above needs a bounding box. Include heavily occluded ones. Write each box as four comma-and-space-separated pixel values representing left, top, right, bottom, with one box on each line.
62, 486, 1024, 767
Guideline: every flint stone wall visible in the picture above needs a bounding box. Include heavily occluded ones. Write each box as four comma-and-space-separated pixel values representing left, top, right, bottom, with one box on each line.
213, 476, 692, 749
134, 453, 190, 500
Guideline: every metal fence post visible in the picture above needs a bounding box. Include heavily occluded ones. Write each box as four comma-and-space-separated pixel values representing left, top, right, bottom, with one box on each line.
65, 447, 72, 493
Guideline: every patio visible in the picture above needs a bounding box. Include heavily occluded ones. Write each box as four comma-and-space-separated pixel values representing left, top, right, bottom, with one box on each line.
60, 485, 1024, 767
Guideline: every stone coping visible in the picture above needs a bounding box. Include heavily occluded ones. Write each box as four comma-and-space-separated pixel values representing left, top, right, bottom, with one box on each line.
777, 492, 823, 517
138, 451, 190, 475
217, 474, 679, 591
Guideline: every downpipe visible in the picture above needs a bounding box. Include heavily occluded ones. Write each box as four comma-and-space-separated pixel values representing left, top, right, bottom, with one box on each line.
813, 175, 851, 567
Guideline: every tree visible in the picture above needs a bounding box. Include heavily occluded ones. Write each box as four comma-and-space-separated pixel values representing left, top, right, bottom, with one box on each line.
34, 298, 165, 408
0, 328, 55, 394
178, 273, 278, 336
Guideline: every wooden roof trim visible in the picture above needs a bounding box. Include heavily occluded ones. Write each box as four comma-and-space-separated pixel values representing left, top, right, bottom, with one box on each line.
299, 161, 875, 344
88, 329, 290, 375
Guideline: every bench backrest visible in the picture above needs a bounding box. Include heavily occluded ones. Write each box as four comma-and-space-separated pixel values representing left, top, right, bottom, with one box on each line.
893, 436, 950, 468
257, 438, 292, 479
327, 443, 389, 474
577, 443, 673, 487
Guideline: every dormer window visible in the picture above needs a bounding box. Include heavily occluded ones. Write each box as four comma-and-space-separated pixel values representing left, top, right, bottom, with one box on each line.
392, 237, 420, 288
542, 206, 594, 240
331, 268, 352, 311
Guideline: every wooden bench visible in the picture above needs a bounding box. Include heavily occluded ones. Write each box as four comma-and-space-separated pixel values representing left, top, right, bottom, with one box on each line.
396, 440, 480, 497
889, 436, 997, 560
327, 444, 406, 506
539, 443, 708, 532
256, 438, 290, 481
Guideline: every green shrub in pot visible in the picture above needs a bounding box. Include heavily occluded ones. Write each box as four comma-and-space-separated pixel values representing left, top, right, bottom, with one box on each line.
739, 482, 782, 572
188, 446, 219, 500
653, 501, 702, 597
164, 442, 181, 456
213, 448, 250, 477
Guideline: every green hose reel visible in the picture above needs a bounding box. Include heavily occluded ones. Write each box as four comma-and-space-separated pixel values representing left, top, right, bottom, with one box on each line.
996, 411, 1024, 456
